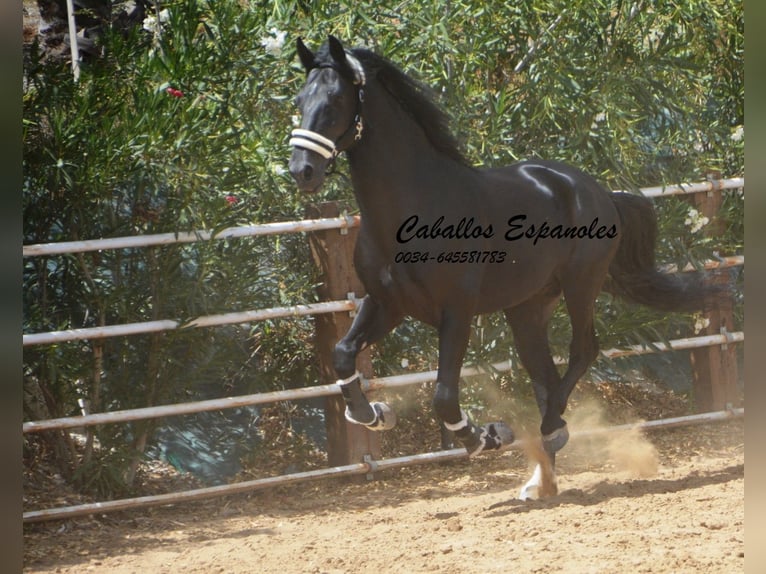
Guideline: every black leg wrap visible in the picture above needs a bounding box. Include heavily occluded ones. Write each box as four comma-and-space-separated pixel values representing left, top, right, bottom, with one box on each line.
337, 373, 396, 431
337, 372, 376, 425
444, 410, 514, 457
454, 421, 484, 455
361, 402, 397, 431
439, 423, 455, 450
482, 422, 515, 450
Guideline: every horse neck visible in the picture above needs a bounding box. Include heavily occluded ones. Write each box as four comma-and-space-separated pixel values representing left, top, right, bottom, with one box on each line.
346, 83, 473, 234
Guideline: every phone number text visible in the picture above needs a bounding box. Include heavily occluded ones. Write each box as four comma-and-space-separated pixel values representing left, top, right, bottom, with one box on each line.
394, 251, 507, 264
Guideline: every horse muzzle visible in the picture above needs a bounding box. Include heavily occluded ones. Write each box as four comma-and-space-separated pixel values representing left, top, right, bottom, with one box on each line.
289, 148, 329, 193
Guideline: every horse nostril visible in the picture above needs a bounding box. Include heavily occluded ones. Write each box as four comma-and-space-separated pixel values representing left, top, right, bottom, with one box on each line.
302, 165, 314, 181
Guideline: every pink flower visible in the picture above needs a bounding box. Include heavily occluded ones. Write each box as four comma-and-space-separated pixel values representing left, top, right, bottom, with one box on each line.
224, 195, 238, 205
166, 87, 184, 98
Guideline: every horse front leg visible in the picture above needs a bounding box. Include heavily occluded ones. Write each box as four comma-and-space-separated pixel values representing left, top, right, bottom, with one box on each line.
432, 309, 515, 456
334, 295, 402, 430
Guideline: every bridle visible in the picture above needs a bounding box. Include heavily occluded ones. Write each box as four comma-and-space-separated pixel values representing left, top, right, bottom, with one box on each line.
289, 51, 366, 160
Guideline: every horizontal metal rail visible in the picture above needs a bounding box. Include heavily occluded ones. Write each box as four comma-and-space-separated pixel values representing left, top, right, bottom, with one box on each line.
22, 300, 355, 347
616, 177, 744, 197
368, 331, 746, 389
22, 255, 742, 346
22, 407, 743, 523
22, 331, 743, 434
22, 214, 361, 257
22, 178, 743, 258
659, 255, 743, 274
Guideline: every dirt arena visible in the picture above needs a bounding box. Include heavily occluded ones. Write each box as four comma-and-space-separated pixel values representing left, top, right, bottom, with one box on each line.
24, 409, 743, 574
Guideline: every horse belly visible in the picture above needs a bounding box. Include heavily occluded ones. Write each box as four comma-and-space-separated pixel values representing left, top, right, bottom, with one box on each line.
475, 247, 564, 313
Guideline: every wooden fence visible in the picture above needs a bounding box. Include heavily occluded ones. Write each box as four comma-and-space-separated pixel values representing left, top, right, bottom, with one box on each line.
22, 177, 744, 522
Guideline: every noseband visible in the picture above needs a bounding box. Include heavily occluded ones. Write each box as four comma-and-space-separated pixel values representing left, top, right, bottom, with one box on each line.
289, 52, 366, 160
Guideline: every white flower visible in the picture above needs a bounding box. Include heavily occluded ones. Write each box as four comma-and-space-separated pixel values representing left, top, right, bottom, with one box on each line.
684, 207, 709, 234
291, 114, 301, 127
261, 28, 287, 56
400, 358, 409, 369
270, 163, 287, 176
142, 15, 157, 33
731, 125, 744, 142
142, 9, 170, 34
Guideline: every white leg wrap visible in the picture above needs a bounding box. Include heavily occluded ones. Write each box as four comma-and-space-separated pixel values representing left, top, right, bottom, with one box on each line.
336, 372, 396, 430
344, 406, 377, 426
519, 461, 558, 501
336, 371, 362, 387
519, 464, 543, 501
443, 410, 487, 457
443, 411, 515, 457
467, 436, 488, 458
442, 409, 470, 432
364, 402, 397, 431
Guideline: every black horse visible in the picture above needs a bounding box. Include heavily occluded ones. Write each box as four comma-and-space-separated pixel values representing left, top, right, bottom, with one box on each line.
288, 36, 722, 499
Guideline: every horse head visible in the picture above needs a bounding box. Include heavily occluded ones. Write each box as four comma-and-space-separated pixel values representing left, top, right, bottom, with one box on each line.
289, 36, 366, 193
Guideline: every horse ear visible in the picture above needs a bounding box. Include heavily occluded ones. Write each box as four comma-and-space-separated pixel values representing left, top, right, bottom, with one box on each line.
327, 35, 347, 64
296, 37, 316, 72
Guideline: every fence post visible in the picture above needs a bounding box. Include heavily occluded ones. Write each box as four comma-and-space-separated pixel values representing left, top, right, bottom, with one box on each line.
306, 202, 381, 469
687, 175, 740, 411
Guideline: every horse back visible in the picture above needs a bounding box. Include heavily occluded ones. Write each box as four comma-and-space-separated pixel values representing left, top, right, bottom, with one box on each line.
482, 159, 617, 224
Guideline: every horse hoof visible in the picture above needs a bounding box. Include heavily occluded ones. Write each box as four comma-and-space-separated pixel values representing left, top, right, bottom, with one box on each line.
482, 421, 515, 451
365, 402, 397, 431
542, 424, 569, 455
464, 421, 515, 457
519, 463, 558, 501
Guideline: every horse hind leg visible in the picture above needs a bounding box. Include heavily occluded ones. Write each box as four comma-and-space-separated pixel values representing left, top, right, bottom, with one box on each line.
513, 268, 608, 500
513, 269, 604, 499
516, 284, 600, 494
505, 289, 566, 436
505, 290, 568, 500
521, 437, 560, 500
556, 268, 608, 416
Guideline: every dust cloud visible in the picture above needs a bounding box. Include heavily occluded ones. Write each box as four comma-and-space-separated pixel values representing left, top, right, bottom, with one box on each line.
471, 377, 660, 480
567, 396, 659, 478
379, 374, 660, 480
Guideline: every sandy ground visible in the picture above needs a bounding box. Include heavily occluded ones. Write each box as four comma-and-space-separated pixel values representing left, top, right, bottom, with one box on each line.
24, 416, 743, 574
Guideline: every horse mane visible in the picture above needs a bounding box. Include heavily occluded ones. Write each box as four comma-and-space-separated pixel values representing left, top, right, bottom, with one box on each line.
315, 43, 471, 167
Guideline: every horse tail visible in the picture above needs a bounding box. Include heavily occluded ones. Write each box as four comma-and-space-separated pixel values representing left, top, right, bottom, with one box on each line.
605, 192, 725, 312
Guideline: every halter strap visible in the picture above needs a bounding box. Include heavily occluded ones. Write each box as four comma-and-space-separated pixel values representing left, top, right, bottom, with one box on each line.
290, 51, 366, 159
289, 129, 337, 159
